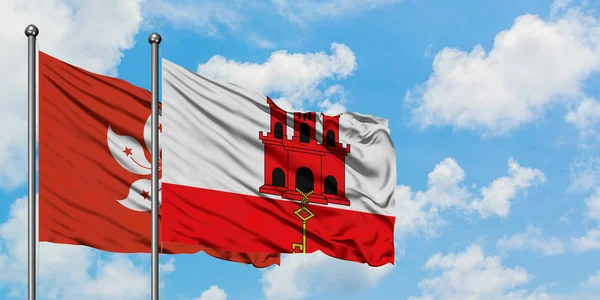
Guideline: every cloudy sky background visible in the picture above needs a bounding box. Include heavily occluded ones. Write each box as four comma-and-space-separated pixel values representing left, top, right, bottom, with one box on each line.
1, 0, 600, 299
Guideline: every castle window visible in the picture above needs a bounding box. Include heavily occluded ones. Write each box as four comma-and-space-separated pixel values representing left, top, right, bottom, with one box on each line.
324, 176, 337, 195
272, 168, 285, 187
300, 123, 310, 143
326, 130, 336, 146
296, 167, 314, 193
274, 122, 283, 139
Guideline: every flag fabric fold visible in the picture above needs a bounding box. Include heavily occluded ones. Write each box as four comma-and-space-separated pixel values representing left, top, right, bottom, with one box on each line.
38, 51, 280, 268
160, 58, 396, 266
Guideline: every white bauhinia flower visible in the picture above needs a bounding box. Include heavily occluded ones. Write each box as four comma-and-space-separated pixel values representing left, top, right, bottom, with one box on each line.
107, 110, 162, 211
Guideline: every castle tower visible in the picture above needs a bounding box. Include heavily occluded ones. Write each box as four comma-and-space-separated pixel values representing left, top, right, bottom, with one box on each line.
258, 98, 289, 196
259, 99, 351, 206
293, 112, 317, 143
320, 115, 351, 205
322, 115, 340, 146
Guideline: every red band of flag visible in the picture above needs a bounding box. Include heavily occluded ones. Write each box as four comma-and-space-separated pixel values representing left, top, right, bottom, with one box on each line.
162, 183, 395, 266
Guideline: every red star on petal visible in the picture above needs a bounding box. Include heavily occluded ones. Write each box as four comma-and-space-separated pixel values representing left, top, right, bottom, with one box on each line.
123, 147, 133, 156
140, 190, 150, 199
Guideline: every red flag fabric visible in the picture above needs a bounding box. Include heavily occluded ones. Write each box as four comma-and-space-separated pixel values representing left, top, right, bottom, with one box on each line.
160, 59, 396, 266
38, 51, 279, 268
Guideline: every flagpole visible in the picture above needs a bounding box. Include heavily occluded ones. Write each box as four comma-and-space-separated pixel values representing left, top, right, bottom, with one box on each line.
25, 24, 39, 300
149, 32, 162, 300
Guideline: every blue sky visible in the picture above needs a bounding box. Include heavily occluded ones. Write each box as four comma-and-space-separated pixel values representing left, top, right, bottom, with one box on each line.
1, 0, 600, 299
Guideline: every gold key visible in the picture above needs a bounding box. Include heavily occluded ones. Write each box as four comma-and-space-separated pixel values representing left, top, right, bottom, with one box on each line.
291, 188, 315, 254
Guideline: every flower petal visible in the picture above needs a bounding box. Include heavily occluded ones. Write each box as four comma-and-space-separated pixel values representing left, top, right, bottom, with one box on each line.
117, 179, 162, 212
107, 126, 151, 175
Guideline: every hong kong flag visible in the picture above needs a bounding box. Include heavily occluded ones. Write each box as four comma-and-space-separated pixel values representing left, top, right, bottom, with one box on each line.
38, 51, 279, 267
160, 59, 396, 266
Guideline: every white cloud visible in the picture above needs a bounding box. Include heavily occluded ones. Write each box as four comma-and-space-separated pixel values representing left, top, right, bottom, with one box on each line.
0, 0, 144, 189
424, 44, 434, 58
65, 255, 149, 300
394, 185, 446, 238
565, 97, 600, 137
144, 0, 397, 45
396, 157, 545, 238
570, 189, 600, 253
551, 0, 575, 15
144, 0, 403, 34
194, 285, 228, 300
569, 165, 600, 254
272, 84, 349, 114
0, 195, 175, 299
318, 99, 347, 115
160, 257, 176, 273
143, 0, 243, 37
504, 289, 553, 300
585, 188, 600, 222
409, 244, 542, 300
318, 85, 348, 115
496, 226, 566, 256
260, 252, 394, 300
394, 157, 468, 238
569, 157, 600, 192
248, 35, 277, 49
142, 0, 281, 49
469, 158, 546, 218
571, 228, 600, 253
581, 270, 600, 289
272, 0, 402, 25
406, 4, 600, 136
196, 43, 357, 111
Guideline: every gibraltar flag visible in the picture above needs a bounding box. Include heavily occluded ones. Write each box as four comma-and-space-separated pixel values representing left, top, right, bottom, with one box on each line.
38, 51, 279, 267
161, 59, 396, 266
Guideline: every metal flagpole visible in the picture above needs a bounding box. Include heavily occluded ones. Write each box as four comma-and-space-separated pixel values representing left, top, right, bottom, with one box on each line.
148, 32, 162, 300
25, 24, 39, 300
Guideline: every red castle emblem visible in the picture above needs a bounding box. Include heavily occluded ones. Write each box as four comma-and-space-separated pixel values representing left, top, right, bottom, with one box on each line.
259, 97, 351, 206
